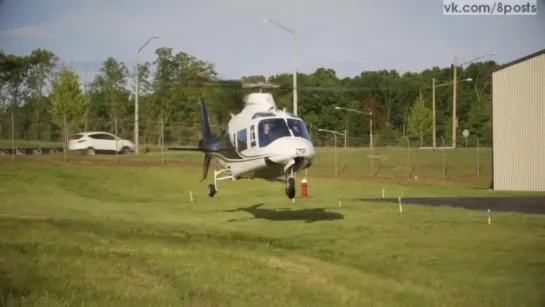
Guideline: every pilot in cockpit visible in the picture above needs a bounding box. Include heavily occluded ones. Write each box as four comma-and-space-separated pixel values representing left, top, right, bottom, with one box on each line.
260, 122, 273, 147
291, 125, 300, 137
288, 121, 301, 137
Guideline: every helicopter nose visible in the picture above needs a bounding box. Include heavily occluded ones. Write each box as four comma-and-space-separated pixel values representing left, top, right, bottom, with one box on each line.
267, 137, 315, 164
299, 141, 315, 160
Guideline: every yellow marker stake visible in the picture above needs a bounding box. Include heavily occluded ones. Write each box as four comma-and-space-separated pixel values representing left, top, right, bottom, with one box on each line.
338, 195, 342, 208
189, 191, 193, 202
398, 197, 403, 215
292, 197, 295, 203
488, 209, 491, 224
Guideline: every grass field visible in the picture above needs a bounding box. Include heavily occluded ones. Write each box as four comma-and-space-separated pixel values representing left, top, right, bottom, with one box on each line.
1, 160, 544, 306
1, 137, 491, 186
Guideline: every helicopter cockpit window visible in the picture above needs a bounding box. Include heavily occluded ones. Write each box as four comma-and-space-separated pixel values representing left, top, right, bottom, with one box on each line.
258, 118, 292, 147
287, 119, 311, 141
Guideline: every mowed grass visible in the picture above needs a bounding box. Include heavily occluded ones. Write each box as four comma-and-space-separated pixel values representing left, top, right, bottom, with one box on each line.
1, 139, 491, 184
1, 162, 545, 306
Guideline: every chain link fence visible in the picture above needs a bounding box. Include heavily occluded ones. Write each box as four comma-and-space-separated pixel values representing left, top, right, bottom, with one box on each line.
0, 116, 490, 181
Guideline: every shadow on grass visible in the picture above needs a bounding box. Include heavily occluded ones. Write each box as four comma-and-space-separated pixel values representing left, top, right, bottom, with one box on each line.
224, 203, 344, 223
358, 197, 545, 214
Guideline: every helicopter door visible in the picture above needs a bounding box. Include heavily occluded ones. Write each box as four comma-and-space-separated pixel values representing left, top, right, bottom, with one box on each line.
249, 125, 256, 147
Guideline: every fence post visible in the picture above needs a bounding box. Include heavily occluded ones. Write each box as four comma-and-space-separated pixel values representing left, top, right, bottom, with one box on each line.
476, 136, 480, 177
440, 136, 446, 179
11, 109, 15, 161
63, 113, 67, 163
161, 119, 165, 165
405, 136, 410, 178
114, 116, 118, 163
370, 147, 375, 179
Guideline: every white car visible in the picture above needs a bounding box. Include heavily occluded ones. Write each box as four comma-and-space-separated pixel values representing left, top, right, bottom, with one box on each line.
68, 131, 135, 155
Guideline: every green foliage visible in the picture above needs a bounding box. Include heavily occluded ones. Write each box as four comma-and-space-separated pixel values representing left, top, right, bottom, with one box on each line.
0, 48, 497, 146
407, 91, 433, 145
49, 67, 87, 129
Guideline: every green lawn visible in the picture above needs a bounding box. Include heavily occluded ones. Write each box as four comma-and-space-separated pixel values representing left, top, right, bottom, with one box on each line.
1, 139, 491, 184
1, 163, 544, 306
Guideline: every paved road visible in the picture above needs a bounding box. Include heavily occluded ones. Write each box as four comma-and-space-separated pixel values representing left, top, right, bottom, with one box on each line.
358, 197, 545, 215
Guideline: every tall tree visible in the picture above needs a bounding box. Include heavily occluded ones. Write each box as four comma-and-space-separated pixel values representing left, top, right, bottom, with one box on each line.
407, 91, 433, 146
49, 66, 87, 141
90, 58, 129, 134
26, 49, 58, 140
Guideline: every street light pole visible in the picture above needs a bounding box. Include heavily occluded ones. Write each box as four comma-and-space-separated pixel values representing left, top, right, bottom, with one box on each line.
293, 31, 298, 116
430, 77, 473, 148
369, 110, 373, 149
334, 106, 373, 148
318, 128, 346, 177
432, 77, 436, 148
452, 56, 458, 148
451, 52, 497, 148
134, 34, 159, 155
263, 19, 297, 115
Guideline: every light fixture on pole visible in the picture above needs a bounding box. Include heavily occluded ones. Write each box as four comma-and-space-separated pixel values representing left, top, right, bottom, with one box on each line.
431, 77, 472, 148
134, 33, 159, 155
452, 52, 497, 148
334, 106, 373, 149
318, 128, 346, 177
262, 19, 298, 116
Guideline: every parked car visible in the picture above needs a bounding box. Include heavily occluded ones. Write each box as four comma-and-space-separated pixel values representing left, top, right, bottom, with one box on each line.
68, 131, 135, 155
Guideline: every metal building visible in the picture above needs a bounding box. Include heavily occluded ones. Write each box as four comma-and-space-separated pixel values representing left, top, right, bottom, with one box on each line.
491, 48, 545, 192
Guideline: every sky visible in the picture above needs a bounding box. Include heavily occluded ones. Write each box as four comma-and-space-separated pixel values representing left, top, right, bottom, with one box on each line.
0, 0, 544, 79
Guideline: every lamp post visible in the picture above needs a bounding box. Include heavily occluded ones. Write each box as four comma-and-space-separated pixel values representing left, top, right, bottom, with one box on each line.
263, 19, 298, 116
431, 77, 472, 148
452, 52, 497, 147
318, 128, 346, 177
334, 106, 373, 148
134, 34, 159, 154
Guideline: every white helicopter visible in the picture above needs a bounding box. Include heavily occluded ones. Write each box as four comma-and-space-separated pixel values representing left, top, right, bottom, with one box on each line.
197, 82, 316, 199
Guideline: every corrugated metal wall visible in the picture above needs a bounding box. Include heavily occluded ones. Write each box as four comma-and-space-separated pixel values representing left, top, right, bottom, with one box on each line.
492, 53, 545, 191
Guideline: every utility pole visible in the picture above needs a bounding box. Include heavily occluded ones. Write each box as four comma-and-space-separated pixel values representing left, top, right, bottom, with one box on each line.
263, 19, 298, 115
135, 51, 140, 154
452, 56, 458, 148
432, 77, 436, 148
369, 109, 374, 149
134, 34, 159, 155
293, 30, 298, 116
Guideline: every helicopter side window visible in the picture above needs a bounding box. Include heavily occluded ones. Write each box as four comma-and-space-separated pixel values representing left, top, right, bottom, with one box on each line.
258, 118, 292, 147
250, 125, 256, 147
236, 129, 248, 151
287, 119, 311, 141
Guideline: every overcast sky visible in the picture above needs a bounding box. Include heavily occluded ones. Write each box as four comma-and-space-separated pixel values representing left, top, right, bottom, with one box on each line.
1, 0, 544, 79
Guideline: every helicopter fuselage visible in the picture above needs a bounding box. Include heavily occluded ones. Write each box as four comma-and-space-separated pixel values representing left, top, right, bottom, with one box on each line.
199, 90, 315, 199
210, 92, 315, 180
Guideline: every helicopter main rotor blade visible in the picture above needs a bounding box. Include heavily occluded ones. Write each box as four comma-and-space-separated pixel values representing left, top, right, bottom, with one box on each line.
181, 80, 374, 92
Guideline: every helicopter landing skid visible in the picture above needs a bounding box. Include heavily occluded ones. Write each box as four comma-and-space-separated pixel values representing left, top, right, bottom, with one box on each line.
207, 168, 233, 197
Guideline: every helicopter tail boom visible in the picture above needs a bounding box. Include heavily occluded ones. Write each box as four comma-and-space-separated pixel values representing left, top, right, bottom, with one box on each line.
200, 97, 213, 140
198, 97, 214, 182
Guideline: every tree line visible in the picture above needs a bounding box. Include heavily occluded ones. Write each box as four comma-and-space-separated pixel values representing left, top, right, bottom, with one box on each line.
0, 48, 497, 147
